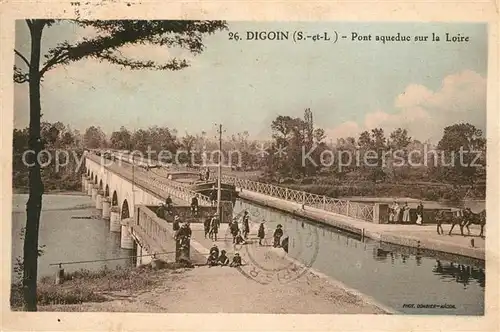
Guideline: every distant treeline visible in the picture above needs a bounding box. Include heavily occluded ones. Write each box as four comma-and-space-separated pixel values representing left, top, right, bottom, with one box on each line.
13, 122, 84, 193
13, 112, 487, 201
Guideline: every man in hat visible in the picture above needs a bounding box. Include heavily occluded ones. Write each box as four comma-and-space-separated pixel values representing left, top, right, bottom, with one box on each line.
190, 195, 199, 216
203, 216, 211, 239
209, 214, 219, 241
210, 186, 217, 206
172, 215, 181, 232
273, 224, 284, 248
165, 195, 173, 214
416, 201, 424, 225
230, 218, 240, 244
258, 222, 265, 246
230, 253, 242, 267
175, 222, 192, 264
242, 210, 250, 239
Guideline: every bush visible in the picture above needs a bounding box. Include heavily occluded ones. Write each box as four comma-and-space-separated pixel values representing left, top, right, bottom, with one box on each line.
37, 285, 107, 305
422, 189, 440, 201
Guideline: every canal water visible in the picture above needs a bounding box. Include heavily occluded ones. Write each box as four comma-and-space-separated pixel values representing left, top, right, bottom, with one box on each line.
233, 199, 485, 315
11, 194, 133, 282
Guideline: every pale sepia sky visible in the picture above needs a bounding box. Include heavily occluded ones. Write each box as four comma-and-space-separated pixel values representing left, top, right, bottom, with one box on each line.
14, 21, 487, 143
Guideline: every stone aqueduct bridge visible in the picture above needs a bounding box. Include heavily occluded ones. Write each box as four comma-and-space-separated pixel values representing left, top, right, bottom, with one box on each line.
83, 152, 220, 266
82, 151, 388, 266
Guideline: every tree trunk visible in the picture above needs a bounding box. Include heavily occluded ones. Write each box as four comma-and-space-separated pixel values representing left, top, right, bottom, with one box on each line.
23, 20, 44, 311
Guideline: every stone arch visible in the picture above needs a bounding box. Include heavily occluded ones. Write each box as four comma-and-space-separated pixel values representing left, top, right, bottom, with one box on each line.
112, 191, 118, 206
105, 184, 110, 197
121, 199, 130, 219
99, 179, 103, 190
94, 174, 98, 184
87, 169, 90, 176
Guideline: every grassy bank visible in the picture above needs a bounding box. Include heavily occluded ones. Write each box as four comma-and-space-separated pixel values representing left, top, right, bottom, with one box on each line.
10, 262, 188, 310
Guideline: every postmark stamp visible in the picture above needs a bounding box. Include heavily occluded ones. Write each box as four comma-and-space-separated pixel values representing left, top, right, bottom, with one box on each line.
226, 206, 320, 285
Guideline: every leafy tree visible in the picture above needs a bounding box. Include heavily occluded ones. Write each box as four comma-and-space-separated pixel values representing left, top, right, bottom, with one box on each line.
388, 128, 412, 179
110, 126, 132, 150
271, 115, 294, 146
436, 123, 486, 186
357, 128, 388, 182
13, 19, 226, 311
180, 133, 196, 166
389, 128, 412, 151
83, 126, 107, 149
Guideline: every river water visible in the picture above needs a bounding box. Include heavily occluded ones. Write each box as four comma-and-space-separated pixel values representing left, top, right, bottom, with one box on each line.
234, 200, 485, 316
11, 194, 133, 282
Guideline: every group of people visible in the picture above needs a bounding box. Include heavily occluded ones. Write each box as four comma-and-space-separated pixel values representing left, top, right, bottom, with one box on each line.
388, 201, 424, 225
172, 215, 192, 265
206, 244, 242, 267
229, 210, 252, 244
204, 213, 221, 241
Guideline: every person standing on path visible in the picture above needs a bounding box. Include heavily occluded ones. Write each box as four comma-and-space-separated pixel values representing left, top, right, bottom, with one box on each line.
258, 222, 265, 246
209, 214, 219, 241
402, 202, 410, 223
190, 196, 199, 216
273, 224, 284, 248
389, 201, 396, 223
173, 215, 181, 232
394, 202, 401, 223
175, 222, 192, 265
416, 202, 424, 225
210, 186, 217, 206
230, 219, 240, 244
165, 195, 173, 214
203, 216, 211, 239
242, 210, 250, 239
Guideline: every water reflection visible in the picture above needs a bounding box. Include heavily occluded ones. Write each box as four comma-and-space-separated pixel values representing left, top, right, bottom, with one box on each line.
433, 260, 485, 288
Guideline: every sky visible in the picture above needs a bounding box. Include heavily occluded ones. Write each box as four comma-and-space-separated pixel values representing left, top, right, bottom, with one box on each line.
14, 21, 487, 144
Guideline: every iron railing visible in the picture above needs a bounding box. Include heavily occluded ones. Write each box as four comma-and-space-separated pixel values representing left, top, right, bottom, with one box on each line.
215, 174, 375, 222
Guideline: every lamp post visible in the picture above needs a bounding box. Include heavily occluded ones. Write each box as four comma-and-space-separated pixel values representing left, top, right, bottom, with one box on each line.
216, 124, 222, 220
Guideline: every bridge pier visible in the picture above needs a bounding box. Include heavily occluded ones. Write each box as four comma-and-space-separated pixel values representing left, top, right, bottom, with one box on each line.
81, 175, 87, 193
96, 193, 103, 210
102, 198, 111, 220
120, 218, 134, 249
110, 207, 121, 232
91, 186, 98, 201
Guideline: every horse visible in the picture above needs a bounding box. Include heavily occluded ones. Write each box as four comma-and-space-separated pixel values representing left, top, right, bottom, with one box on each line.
434, 209, 466, 236
462, 208, 486, 238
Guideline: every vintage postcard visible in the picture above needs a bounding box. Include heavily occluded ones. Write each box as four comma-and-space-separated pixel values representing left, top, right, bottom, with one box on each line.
1, 1, 498, 331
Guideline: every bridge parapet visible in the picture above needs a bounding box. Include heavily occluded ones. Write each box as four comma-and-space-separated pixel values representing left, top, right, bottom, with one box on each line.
86, 153, 211, 206
133, 205, 176, 261
216, 174, 377, 223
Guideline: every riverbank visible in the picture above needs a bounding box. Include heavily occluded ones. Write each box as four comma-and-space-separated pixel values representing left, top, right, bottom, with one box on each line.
18, 260, 386, 314
238, 190, 485, 260
12, 188, 85, 196
14, 228, 386, 314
